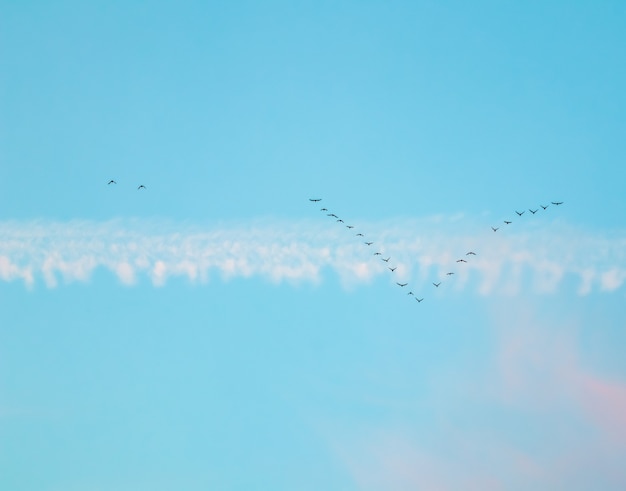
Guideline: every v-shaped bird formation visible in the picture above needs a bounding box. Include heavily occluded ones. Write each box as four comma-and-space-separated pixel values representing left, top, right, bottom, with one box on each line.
309, 198, 564, 305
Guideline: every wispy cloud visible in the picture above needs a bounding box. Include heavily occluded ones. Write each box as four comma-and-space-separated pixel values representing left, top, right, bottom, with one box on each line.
0, 217, 624, 293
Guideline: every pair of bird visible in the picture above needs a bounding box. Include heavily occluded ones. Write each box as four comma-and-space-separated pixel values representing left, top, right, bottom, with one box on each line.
108, 180, 146, 190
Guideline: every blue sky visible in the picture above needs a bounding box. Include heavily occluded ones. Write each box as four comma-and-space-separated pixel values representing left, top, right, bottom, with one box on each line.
1, 1, 625, 490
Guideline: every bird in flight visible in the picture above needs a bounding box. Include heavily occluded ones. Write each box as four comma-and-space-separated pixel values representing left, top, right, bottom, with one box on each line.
492, 227, 499, 232
337, 219, 344, 223
446, 272, 454, 276
552, 201, 564, 205
504, 220, 512, 225
415, 298, 423, 303
364, 241, 373, 246
356, 233, 364, 237
137, 185, 146, 190
327, 213, 338, 218
320, 208, 328, 211
107, 179, 116, 185
515, 210, 525, 216
389, 267, 397, 272
309, 198, 322, 202
433, 282, 441, 287
396, 282, 408, 287
346, 225, 354, 229
381, 257, 390, 262
466, 251, 476, 256
456, 259, 467, 263
529, 208, 538, 214
374, 252, 382, 256
540, 204, 549, 210
407, 291, 414, 295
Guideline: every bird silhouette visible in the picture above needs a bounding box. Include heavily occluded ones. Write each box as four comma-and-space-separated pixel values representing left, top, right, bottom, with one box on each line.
504, 220, 512, 225
466, 251, 477, 255
320, 208, 328, 211
337, 219, 344, 223
515, 210, 525, 216
346, 225, 354, 229
529, 209, 538, 214
456, 259, 467, 263
107, 179, 116, 185
309, 198, 322, 202
364, 242, 373, 246
407, 291, 414, 295
382, 257, 390, 262
356, 233, 364, 237
374, 252, 382, 256
389, 267, 397, 272
551, 201, 564, 205
137, 185, 146, 190
540, 204, 549, 210
433, 282, 441, 287
446, 272, 454, 276
396, 282, 408, 287
415, 298, 423, 303
492, 227, 499, 232
327, 213, 338, 218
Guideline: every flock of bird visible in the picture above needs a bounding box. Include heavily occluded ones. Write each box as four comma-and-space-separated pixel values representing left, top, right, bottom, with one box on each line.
107, 180, 146, 190
309, 198, 564, 304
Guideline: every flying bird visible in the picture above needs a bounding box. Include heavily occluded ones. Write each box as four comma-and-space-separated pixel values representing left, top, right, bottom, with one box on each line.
337, 219, 344, 223
515, 210, 525, 216
540, 204, 549, 210
529, 209, 538, 214
504, 220, 512, 225
551, 201, 564, 205
466, 251, 476, 255
492, 227, 499, 232
374, 252, 382, 256
327, 213, 338, 218
107, 179, 116, 185
356, 233, 364, 237
389, 267, 397, 272
346, 225, 354, 229
320, 208, 328, 211
309, 198, 322, 202
137, 185, 146, 190
446, 272, 454, 276
415, 298, 423, 303
456, 259, 467, 263
381, 257, 390, 262
407, 291, 414, 295
364, 241, 373, 246
433, 282, 441, 287
396, 282, 408, 287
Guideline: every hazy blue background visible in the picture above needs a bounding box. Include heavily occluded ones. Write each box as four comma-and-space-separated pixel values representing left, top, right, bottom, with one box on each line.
1, 1, 625, 490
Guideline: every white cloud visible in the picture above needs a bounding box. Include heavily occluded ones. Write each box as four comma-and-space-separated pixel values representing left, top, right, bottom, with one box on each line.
0, 217, 624, 294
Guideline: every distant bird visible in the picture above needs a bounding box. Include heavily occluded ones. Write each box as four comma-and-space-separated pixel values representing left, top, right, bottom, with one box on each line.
364, 241, 373, 246
137, 185, 146, 190
466, 251, 476, 256
389, 267, 397, 272
540, 204, 549, 210
374, 252, 382, 256
337, 219, 344, 223
515, 210, 525, 216
446, 272, 454, 276
456, 259, 467, 263
529, 208, 538, 214
407, 291, 414, 295
346, 225, 354, 229
107, 179, 116, 185
415, 298, 423, 303
356, 233, 364, 237
309, 198, 322, 202
504, 220, 512, 225
320, 208, 328, 211
433, 282, 441, 287
551, 201, 564, 205
396, 282, 408, 287
382, 257, 390, 262
327, 213, 338, 218
492, 227, 499, 232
